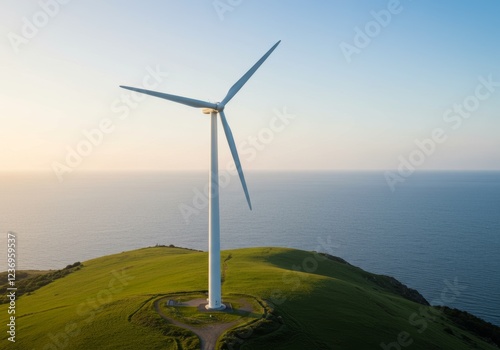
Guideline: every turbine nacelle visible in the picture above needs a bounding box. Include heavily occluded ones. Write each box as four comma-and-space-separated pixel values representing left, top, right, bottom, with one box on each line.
202, 103, 223, 114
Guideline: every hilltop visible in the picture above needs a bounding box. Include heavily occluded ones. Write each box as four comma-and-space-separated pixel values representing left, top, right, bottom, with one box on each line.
1, 246, 498, 349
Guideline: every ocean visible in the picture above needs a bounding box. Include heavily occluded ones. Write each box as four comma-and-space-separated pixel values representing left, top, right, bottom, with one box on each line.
0, 171, 498, 326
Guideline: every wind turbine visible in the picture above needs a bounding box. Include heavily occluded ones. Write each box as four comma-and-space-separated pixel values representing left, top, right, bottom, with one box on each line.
120, 40, 280, 310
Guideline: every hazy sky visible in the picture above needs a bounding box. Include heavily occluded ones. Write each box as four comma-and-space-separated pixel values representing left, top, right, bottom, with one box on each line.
1, 1, 499, 175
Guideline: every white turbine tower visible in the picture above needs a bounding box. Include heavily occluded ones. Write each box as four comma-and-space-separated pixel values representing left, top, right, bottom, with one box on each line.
120, 40, 280, 310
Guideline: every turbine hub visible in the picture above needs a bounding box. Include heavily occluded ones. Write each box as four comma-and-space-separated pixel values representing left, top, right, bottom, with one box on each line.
203, 103, 223, 115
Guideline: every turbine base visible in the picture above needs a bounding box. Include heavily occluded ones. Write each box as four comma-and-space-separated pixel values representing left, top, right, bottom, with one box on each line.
205, 303, 226, 311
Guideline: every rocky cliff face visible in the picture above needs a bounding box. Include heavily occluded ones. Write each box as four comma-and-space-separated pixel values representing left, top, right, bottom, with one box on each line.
367, 274, 430, 306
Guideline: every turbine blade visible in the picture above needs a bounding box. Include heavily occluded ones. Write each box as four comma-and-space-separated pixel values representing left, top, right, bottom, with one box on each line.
120, 86, 218, 110
220, 40, 281, 107
219, 110, 252, 210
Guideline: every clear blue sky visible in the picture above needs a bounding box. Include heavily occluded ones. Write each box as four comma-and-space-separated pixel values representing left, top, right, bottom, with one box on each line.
1, 0, 499, 173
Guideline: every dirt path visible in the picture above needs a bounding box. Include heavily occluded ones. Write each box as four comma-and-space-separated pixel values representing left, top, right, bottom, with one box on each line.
154, 298, 253, 350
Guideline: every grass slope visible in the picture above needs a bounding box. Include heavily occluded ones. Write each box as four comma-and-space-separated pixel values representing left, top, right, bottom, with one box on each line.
1, 246, 497, 349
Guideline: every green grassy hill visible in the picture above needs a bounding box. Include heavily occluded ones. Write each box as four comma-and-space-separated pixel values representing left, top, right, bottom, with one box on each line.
1, 246, 498, 349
